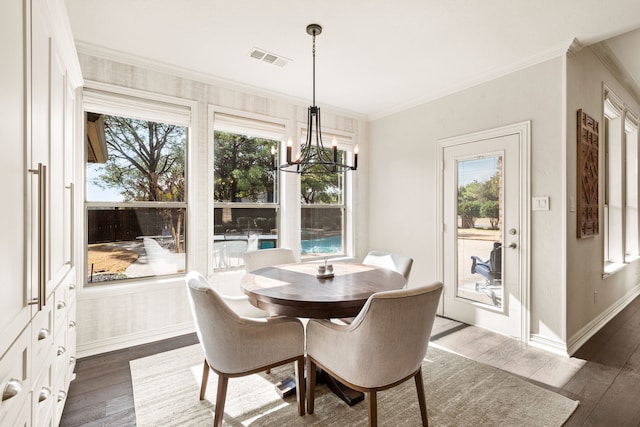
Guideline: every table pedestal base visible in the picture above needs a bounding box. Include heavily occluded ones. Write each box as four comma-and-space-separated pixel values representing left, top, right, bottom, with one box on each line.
275, 368, 364, 407
319, 370, 364, 406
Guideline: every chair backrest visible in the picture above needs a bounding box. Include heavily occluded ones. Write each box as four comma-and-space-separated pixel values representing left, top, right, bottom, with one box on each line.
340, 282, 443, 388
362, 250, 414, 281
243, 248, 297, 272
186, 271, 304, 374
185, 271, 254, 373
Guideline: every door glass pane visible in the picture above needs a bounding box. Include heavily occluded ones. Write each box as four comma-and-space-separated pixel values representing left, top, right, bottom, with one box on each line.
456, 156, 503, 308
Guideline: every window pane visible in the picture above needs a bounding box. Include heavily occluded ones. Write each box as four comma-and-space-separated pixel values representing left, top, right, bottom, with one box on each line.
85, 111, 188, 285
301, 207, 343, 256
86, 207, 186, 285
300, 147, 346, 258
214, 131, 277, 203
86, 113, 187, 203
626, 125, 639, 257
213, 207, 278, 269
213, 129, 280, 270
300, 148, 344, 205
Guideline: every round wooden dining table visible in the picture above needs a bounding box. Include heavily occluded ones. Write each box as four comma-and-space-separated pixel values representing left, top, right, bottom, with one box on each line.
240, 262, 407, 318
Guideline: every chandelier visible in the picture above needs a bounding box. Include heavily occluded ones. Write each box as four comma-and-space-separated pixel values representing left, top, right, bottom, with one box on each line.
275, 24, 358, 174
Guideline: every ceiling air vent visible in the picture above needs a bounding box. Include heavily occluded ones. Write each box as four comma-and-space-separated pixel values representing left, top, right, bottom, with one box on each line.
249, 47, 290, 67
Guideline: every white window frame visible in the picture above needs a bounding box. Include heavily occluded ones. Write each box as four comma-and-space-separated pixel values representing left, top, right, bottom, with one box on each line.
603, 86, 640, 275
209, 106, 287, 271
298, 125, 356, 260
82, 82, 195, 287
625, 111, 639, 261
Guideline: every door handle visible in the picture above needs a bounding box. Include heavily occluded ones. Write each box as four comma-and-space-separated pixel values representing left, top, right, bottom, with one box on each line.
507, 242, 517, 249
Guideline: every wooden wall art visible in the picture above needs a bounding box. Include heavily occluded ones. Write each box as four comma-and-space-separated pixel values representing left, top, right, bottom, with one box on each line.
577, 109, 599, 238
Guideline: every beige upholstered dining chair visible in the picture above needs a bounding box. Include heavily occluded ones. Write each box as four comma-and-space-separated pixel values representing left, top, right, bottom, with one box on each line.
186, 272, 306, 426
363, 250, 414, 281
306, 282, 443, 427
243, 248, 298, 272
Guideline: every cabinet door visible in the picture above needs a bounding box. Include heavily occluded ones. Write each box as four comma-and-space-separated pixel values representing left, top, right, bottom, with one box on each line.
49, 41, 73, 291
29, 0, 52, 315
0, 0, 30, 354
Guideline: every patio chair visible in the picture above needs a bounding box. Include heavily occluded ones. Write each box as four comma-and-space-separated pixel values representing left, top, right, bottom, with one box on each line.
470, 242, 502, 305
143, 237, 185, 274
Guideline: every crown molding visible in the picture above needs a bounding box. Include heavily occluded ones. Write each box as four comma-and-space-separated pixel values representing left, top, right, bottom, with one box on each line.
590, 41, 640, 105
566, 38, 584, 57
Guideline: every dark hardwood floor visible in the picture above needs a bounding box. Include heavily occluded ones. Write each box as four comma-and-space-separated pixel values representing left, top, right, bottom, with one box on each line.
60, 296, 640, 426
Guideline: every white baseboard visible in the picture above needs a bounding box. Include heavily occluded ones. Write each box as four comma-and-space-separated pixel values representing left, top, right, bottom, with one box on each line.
566, 284, 640, 355
528, 334, 569, 356
76, 321, 196, 358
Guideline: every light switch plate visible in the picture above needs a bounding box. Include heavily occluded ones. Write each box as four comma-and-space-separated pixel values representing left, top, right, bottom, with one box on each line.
532, 196, 550, 211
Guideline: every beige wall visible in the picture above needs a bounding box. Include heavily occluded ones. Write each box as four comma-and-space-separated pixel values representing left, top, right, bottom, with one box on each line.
368, 58, 565, 348
565, 47, 640, 349
76, 54, 369, 356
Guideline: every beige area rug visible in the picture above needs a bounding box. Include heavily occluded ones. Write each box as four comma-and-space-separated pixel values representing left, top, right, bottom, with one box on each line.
131, 344, 578, 426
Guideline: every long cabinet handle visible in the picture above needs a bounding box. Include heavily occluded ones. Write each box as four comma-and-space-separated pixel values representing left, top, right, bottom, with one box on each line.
65, 182, 74, 266
2, 379, 23, 401
28, 163, 47, 311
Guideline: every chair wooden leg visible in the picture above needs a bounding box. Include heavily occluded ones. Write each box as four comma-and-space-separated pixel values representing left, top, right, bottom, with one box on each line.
306, 357, 317, 414
295, 356, 305, 416
213, 374, 229, 427
368, 390, 378, 427
414, 368, 429, 427
200, 359, 209, 400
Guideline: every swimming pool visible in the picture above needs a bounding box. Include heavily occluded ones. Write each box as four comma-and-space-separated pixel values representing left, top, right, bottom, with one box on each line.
301, 235, 342, 254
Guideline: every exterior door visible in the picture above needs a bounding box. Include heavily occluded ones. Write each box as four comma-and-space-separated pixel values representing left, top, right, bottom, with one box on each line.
439, 123, 529, 339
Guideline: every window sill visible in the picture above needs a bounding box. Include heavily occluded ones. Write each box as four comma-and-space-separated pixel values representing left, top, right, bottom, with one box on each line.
625, 254, 640, 264
602, 262, 626, 279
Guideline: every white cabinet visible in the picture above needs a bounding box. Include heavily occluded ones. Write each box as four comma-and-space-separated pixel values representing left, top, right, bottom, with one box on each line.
0, 0, 31, 364
0, 0, 82, 426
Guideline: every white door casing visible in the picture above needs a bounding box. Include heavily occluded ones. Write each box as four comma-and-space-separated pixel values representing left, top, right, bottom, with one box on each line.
437, 122, 530, 341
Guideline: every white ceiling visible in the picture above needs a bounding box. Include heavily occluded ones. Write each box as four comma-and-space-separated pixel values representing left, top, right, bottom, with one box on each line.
64, 0, 640, 119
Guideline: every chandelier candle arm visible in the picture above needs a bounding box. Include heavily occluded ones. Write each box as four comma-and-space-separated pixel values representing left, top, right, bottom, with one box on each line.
271, 146, 276, 169
354, 145, 358, 170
